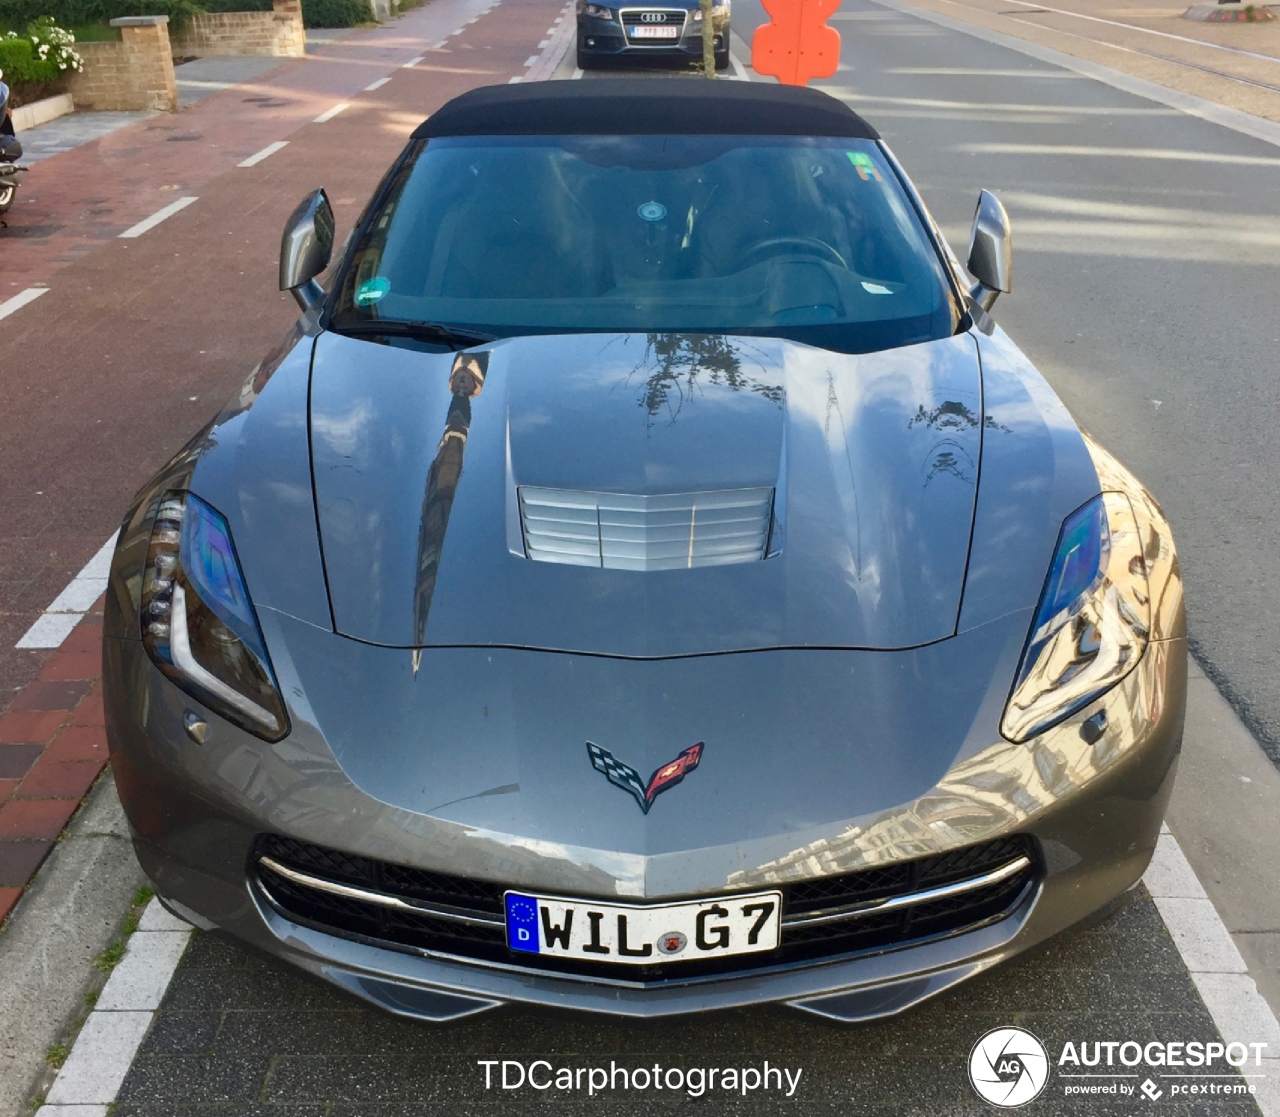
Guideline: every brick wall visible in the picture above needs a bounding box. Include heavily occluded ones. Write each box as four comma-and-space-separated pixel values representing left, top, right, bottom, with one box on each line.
67, 17, 178, 113
172, 0, 306, 58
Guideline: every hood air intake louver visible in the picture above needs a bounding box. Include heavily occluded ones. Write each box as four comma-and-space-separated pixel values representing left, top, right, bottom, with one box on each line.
518, 487, 775, 571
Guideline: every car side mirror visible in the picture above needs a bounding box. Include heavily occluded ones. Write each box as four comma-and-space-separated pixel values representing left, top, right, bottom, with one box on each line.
965, 189, 1012, 312
280, 188, 335, 312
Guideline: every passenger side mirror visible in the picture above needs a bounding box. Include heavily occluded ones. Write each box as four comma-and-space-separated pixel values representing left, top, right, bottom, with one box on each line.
280, 188, 335, 311
965, 189, 1012, 312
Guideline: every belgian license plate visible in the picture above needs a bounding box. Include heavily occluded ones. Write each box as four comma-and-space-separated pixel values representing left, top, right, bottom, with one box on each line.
505, 890, 782, 964
630, 24, 680, 37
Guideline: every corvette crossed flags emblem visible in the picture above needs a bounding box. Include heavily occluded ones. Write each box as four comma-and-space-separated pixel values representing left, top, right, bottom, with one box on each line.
586, 741, 704, 814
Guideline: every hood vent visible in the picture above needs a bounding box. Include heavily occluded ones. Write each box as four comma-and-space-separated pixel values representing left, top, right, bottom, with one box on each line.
518, 487, 775, 571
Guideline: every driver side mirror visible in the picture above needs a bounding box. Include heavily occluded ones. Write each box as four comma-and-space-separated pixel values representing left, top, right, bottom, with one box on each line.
280, 188, 335, 312
965, 189, 1012, 312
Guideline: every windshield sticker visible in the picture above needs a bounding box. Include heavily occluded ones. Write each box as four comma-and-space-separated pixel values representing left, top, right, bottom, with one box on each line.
637, 201, 668, 223
861, 281, 893, 295
354, 276, 391, 306
846, 151, 883, 183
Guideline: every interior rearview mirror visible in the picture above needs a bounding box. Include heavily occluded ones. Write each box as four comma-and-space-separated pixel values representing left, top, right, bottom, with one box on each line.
965, 189, 1012, 313
280, 188, 335, 311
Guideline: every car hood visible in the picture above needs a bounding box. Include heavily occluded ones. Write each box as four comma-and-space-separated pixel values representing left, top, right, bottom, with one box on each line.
310, 330, 984, 655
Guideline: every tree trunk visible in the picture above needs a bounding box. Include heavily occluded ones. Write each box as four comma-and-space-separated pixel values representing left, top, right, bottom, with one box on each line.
700, 0, 715, 77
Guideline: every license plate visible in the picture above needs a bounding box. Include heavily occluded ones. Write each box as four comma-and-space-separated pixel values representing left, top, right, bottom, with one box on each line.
629, 24, 680, 37
505, 890, 782, 964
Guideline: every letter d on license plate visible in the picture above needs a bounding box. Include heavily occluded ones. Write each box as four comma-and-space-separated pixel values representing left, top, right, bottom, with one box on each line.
504, 890, 782, 964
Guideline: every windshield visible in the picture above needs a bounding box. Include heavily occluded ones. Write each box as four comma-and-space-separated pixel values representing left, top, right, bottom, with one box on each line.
330, 135, 960, 354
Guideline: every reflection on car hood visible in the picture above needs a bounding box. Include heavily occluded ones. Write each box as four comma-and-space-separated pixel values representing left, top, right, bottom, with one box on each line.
310, 331, 984, 655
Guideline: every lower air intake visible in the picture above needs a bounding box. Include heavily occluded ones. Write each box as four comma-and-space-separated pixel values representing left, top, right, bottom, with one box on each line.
253, 834, 1037, 986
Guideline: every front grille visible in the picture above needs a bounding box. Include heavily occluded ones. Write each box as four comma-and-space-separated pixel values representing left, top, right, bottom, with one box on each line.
254, 834, 1038, 985
620, 7, 687, 25
518, 487, 775, 571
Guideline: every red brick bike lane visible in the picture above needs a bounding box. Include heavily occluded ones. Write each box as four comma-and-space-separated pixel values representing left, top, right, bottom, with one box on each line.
0, 0, 507, 293
0, 0, 571, 925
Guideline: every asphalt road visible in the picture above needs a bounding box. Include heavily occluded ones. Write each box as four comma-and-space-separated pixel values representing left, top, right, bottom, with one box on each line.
727, 0, 1280, 762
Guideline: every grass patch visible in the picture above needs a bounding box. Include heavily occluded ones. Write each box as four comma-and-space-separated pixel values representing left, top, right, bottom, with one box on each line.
44, 1044, 70, 1070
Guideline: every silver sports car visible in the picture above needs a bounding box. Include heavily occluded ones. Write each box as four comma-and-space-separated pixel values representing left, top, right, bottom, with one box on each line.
104, 79, 1185, 1022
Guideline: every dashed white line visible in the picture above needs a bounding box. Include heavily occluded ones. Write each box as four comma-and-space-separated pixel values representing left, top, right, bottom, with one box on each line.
404, 54, 426, 65
538, 39, 550, 47
237, 140, 288, 167
524, 54, 540, 66
364, 77, 392, 91
449, 26, 465, 34
0, 286, 49, 321
571, 66, 584, 79
118, 197, 198, 239
36, 901, 192, 1115
313, 102, 350, 123
508, 75, 523, 83
16, 532, 119, 649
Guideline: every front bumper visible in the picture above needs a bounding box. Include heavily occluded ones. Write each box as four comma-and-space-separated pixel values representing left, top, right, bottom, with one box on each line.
106, 632, 1185, 1021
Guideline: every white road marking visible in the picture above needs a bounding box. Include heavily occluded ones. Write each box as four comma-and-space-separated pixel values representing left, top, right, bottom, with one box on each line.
730, 50, 750, 80
404, 54, 426, 64
957, 142, 1280, 168
508, 75, 523, 82
1145, 829, 1280, 1116
313, 102, 350, 123
997, 0, 1280, 65
0, 286, 48, 321
524, 54, 540, 66
16, 532, 120, 649
871, 0, 1280, 151
117, 197, 198, 239
364, 77, 392, 90
37, 901, 192, 1113
237, 140, 288, 167
572, 66, 584, 79
431, 38, 448, 47
538, 39, 550, 47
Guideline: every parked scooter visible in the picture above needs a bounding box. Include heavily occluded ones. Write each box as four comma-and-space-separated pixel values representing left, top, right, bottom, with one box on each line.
0, 69, 27, 225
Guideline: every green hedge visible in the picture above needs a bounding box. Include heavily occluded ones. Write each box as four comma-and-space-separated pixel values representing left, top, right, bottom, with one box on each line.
0, 0, 369, 31
0, 34, 59, 82
197, 0, 371, 26
0, 0, 205, 31
300, 0, 369, 27
198, 0, 372, 27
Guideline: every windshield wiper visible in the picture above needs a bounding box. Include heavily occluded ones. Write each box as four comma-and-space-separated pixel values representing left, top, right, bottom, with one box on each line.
329, 319, 496, 350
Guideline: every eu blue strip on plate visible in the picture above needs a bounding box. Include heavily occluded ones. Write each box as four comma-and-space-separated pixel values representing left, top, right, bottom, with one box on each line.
506, 893, 541, 953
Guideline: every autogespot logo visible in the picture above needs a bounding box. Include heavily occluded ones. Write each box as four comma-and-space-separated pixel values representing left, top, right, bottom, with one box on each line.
969, 1028, 1051, 1108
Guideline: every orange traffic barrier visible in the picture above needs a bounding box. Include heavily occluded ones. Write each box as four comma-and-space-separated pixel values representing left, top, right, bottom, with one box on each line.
751, 0, 842, 86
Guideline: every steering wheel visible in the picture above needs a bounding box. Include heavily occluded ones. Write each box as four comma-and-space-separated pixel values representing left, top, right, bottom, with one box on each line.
736, 235, 848, 271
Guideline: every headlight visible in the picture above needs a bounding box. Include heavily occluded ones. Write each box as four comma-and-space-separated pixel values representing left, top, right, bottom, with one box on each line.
1001, 492, 1150, 743
141, 491, 289, 741
582, 3, 614, 18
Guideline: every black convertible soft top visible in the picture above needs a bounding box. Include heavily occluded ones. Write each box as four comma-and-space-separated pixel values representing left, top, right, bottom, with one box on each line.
412, 78, 879, 140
